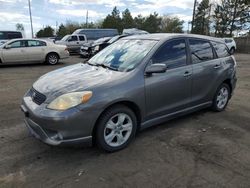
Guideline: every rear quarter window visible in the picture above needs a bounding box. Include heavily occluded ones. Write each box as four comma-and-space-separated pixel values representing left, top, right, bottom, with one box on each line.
212, 41, 230, 58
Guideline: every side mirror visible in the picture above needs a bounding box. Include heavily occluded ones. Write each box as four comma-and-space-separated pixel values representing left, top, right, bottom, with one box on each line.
68, 39, 72, 42
4, 45, 11, 49
145, 63, 167, 74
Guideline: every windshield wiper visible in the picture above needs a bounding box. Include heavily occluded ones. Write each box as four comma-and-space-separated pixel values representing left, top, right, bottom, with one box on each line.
96, 63, 118, 71
85, 61, 118, 71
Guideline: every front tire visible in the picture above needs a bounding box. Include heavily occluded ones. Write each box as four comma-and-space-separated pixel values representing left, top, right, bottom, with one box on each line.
46, 53, 59, 65
212, 83, 231, 112
230, 47, 235, 54
96, 105, 137, 152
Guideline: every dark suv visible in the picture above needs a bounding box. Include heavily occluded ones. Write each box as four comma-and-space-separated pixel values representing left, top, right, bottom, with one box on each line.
21, 34, 237, 152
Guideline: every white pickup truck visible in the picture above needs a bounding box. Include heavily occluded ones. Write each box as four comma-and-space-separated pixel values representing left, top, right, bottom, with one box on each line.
55, 34, 87, 53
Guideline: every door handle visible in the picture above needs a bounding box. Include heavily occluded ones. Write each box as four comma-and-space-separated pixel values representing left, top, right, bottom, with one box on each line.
214, 64, 222, 69
183, 71, 192, 77
76, 42, 79, 44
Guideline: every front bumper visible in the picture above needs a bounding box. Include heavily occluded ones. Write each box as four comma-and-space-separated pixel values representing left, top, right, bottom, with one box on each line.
23, 116, 92, 146
21, 95, 100, 146
79, 49, 90, 57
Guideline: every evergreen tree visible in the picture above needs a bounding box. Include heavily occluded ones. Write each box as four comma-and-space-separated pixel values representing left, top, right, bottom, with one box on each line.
161, 16, 184, 33
192, 0, 211, 35
122, 9, 135, 28
102, 7, 123, 33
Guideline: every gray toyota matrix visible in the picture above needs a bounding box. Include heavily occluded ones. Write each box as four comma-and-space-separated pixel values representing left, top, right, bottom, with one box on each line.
21, 34, 237, 152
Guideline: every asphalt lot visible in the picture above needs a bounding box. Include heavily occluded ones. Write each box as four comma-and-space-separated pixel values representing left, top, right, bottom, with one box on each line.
0, 54, 250, 188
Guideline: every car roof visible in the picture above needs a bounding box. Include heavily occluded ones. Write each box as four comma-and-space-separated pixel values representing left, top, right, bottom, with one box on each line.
7, 38, 48, 43
124, 33, 224, 43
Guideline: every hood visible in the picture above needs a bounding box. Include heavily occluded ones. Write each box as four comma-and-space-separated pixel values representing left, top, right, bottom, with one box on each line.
33, 63, 125, 102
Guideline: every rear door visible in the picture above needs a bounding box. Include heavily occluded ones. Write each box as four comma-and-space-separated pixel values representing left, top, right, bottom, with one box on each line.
2, 40, 28, 63
188, 38, 223, 105
27, 40, 47, 61
145, 38, 192, 119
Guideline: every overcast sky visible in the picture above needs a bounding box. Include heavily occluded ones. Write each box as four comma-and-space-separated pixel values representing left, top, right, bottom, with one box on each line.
0, 0, 195, 37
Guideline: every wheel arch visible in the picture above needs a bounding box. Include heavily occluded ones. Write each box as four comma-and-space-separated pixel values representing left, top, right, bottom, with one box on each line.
222, 78, 232, 93
46, 51, 60, 60
92, 100, 142, 143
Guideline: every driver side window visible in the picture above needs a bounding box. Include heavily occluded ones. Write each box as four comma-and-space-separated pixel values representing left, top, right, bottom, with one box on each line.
69, 36, 78, 42
152, 39, 187, 69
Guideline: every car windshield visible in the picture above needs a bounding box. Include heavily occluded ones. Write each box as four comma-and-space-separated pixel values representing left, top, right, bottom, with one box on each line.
61, 35, 70, 41
88, 39, 158, 72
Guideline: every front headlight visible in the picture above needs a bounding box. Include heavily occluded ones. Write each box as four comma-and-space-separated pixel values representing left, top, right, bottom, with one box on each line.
47, 91, 92, 110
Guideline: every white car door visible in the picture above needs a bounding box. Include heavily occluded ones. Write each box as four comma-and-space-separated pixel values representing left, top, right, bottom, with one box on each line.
67, 35, 79, 51
1, 40, 29, 63
27, 40, 46, 61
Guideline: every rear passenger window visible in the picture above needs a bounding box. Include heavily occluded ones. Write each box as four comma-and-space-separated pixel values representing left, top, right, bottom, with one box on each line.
28, 40, 46, 47
212, 41, 230, 58
153, 39, 187, 69
189, 39, 213, 64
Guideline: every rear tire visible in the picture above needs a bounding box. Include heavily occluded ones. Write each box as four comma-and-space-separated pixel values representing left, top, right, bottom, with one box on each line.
96, 105, 137, 152
46, 53, 59, 65
212, 83, 231, 112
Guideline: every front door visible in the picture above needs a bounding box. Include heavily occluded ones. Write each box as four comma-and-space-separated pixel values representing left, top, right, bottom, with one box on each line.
145, 39, 192, 120
2, 40, 28, 63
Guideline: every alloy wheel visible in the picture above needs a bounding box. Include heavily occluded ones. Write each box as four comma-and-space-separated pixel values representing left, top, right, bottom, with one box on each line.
104, 113, 133, 147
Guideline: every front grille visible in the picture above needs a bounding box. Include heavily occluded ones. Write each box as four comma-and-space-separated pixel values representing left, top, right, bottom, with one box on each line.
29, 87, 46, 105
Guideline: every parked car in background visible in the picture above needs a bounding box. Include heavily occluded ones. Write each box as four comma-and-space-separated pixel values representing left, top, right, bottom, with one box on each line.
55, 34, 87, 53
80, 29, 149, 58
80, 37, 111, 58
39, 36, 62, 43
0, 39, 69, 65
73, 29, 118, 42
122, 28, 149, 35
21, 34, 237, 152
0, 31, 23, 45
223, 38, 236, 54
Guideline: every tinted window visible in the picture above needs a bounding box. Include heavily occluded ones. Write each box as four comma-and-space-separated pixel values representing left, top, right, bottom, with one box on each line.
212, 41, 230, 58
70, 36, 78, 41
153, 39, 187, 69
28, 40, 46, 47
225, 39, 233, 43
189, 39, 213, 64
8, 32, 22, 39
0, 31, 22, 40
79, 36, 85, 41
9, 40, 26, 48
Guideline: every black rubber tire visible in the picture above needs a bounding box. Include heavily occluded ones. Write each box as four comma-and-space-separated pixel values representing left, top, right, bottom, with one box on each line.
230, 47, 235, 54
46, 53, 59, 65
96, 105, 137, 152
212, 83, 231, 112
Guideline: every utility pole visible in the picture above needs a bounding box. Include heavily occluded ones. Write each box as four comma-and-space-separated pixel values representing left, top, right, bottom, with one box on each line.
191, 0, 197, 33
85, 10, 88, 28
28, 0, 34, 38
